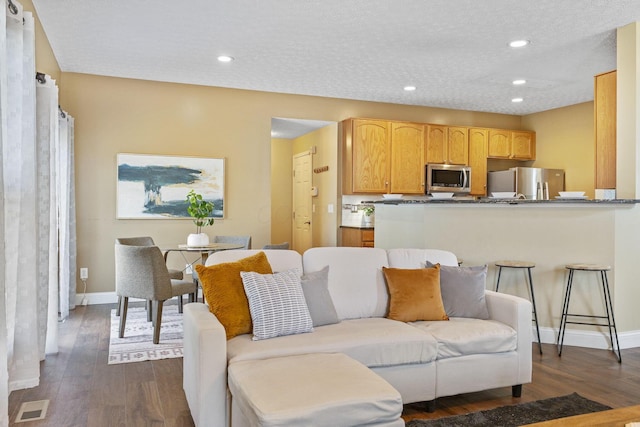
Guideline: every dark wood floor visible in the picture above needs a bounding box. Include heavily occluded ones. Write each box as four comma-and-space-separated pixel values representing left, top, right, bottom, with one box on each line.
8, 303, 640, 426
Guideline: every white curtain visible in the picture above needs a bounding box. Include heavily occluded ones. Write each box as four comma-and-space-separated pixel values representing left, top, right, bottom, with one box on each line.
0, 1, 77, 425
0, 3, 8, 426
56, 107, 76, 321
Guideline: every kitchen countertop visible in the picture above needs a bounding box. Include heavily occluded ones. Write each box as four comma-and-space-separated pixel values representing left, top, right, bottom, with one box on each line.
368, 197, 640, 205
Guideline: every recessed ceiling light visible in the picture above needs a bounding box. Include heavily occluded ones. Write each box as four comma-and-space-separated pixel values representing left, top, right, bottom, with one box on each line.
512, 79, 527, 85
509, 40, 529, 48
404, 85, 416, 91
217, 55, 234, 63
512, 97, 524, 103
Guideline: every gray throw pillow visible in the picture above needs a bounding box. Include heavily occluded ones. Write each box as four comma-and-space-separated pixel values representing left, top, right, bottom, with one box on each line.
426, 261, 489, 319
301, 266, 340, 327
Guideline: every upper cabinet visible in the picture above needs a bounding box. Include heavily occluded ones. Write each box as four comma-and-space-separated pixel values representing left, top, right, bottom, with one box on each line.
595, 70, 616, 189
488, 129, 536, 160
342, 119, 390, 194
342, 119, 426, 195
468, 128, 489, 196
426, 125, 468, 165
390, 122, 425, 194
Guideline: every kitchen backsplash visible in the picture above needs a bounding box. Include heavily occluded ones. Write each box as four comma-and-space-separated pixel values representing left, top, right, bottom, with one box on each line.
341, 195, 375, 227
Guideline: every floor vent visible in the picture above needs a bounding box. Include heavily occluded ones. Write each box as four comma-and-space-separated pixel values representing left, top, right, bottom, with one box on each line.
15, 400, 49, 423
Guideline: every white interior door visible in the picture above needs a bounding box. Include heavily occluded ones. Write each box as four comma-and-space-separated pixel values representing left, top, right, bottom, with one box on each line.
292, 151, 312, 253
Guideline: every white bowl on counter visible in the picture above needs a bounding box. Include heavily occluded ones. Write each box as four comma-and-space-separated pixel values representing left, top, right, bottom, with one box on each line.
430, 192, 454, 199
491, 192, 516, 198
382, 194, 403, 200
559, 191, 585, 198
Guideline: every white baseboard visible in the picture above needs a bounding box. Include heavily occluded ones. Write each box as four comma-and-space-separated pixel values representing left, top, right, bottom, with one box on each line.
536, 325, 640, 350
75, 292, 139, 306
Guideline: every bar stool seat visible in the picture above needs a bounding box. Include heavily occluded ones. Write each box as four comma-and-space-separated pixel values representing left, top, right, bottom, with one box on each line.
495, 260, 542, 354
557, 263, 621, 363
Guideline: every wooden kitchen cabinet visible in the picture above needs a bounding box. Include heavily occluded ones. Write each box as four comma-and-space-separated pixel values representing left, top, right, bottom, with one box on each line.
390, 122, 425, 194
447, 126, 469, 164
595, 70, 616, 189
342, 119, 390, 194
342, 118, 424, 195
487, 129, 511, 158
511, 131, 536, 160
425, 125, 468, 165
468, 128, 488, 196
341, 227, 374, 247
487, 129, 535, 160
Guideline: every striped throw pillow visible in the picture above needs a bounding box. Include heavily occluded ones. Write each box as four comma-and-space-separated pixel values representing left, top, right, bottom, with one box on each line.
240, 269, 313, 340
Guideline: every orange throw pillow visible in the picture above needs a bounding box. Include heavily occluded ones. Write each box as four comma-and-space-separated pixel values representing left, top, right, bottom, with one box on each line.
382, 265, 449, 322
196, 251, 273, 339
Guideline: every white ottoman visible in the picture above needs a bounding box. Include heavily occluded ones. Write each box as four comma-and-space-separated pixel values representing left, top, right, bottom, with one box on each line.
228, 353, 405, 427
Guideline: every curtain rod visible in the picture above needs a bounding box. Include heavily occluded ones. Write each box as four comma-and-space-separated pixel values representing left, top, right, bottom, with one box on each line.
7, 0, 18, 15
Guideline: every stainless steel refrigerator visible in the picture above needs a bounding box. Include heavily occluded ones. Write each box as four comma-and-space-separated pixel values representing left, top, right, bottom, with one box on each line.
487, 167, 565, 199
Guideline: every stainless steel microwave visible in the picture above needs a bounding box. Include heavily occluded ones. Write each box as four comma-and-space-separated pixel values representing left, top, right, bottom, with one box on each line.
425, 164, 471, 194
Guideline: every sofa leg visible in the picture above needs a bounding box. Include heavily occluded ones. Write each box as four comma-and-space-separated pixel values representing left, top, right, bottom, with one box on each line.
424, 399, 436, 412
512, 384, 523, 397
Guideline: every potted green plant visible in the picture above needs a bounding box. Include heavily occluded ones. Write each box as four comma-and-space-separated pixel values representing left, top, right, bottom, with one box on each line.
186, 190, 215, 247
363, 205, 374, 226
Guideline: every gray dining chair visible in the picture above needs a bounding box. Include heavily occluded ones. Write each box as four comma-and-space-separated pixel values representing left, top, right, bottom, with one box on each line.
262, 242, 289, 250
115, 236, 184, 317
116, 236, 184, 279
115, 241, 197, 344
213, 235, 252, 249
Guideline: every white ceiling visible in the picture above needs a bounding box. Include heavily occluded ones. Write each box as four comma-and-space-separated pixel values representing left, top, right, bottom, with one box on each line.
32, 1, 640, 135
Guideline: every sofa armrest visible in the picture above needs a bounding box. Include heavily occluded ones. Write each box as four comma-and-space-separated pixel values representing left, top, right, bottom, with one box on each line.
485, 290, 532, 383
183, 303, 228, 427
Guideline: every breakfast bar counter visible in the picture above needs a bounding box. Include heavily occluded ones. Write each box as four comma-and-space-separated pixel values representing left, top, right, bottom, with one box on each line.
371, 199, 640, 348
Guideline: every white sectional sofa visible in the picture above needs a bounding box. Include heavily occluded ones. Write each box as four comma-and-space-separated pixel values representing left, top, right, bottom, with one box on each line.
183, 247, 533, 427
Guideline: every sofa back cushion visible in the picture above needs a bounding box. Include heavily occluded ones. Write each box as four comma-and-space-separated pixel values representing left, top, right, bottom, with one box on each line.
303, 247, 389, 320
205, 249, 303, 273
387, 248, 458, 269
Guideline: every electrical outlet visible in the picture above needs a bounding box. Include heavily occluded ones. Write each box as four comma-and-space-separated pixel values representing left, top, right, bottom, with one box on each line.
80, 268, 88, 280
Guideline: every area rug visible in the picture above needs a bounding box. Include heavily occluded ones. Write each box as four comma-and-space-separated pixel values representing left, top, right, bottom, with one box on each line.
108, 304, 183, 364
406, 393, 611, 427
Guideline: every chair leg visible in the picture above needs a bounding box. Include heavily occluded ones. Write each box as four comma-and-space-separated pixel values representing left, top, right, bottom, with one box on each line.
119, 297, 129, 338
178, 295, 184, 314
147, 300, 152, 322
116, 295, 122, 316
152, 300, 164, 344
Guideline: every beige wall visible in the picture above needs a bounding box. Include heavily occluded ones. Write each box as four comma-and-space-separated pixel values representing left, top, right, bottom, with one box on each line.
522, 102, 595, 198
58, 71, 527, 295
270, 138, 293, 246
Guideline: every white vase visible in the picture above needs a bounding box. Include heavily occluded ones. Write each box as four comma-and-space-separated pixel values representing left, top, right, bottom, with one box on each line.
187, 233, 210, 247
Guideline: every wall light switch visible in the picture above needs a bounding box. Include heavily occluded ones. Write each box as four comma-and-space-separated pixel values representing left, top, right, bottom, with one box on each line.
327, 204, 334, 213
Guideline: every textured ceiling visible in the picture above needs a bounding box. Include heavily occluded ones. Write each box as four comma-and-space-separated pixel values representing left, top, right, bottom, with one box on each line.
32, 0, 640, 136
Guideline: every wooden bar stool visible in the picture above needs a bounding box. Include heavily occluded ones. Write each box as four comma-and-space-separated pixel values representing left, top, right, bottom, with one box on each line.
557, 263, 621, 363
495, 260, 543, 354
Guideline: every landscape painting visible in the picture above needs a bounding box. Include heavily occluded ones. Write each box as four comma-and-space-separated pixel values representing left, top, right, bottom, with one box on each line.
117, 154, 224, 219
